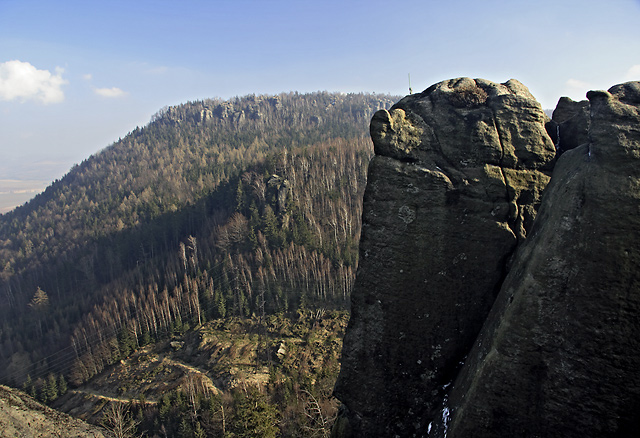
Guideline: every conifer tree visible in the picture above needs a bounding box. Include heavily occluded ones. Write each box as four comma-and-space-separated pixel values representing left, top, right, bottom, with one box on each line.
46, 373, 58, 401
193, 421, 205, 438
23, 375, 35, 398
58, 374, 68, 396
117, 327, 135, 358
232, 388, 278, 438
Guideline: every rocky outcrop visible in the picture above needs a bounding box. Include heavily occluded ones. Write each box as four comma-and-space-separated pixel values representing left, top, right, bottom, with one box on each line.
428, 81, 640, 438
333, 78, 556, 437
334, 79, 640, 438
546, 96, 590, 154
0, 385, 108, 438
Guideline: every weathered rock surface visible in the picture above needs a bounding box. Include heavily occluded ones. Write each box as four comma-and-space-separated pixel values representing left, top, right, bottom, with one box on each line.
428, 81, 640, 438
0, 385, 108, 438
333, 78, 556, 437
546, 96, 590, 154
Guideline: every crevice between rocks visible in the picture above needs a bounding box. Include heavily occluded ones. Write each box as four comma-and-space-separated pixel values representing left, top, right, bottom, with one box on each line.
489, 107, 520, 242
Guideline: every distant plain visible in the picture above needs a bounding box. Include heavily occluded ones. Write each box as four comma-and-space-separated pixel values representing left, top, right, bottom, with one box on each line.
0, 179, 47, 213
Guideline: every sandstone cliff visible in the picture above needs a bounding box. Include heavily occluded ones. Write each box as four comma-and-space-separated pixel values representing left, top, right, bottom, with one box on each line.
334, 79, 640, 437
430, 81, 640, 437
333, 78, 556, 437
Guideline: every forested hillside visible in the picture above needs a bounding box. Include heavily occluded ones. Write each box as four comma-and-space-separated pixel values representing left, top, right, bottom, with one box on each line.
52, 311, 349, 437
0, 92, 397, 391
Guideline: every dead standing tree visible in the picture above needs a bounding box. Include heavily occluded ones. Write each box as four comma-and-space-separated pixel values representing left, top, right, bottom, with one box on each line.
102, 402, 139, 438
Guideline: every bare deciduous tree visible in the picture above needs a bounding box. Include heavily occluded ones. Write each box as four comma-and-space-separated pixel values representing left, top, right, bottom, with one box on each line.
102, 402, 138, 438
302, 389, 333, 437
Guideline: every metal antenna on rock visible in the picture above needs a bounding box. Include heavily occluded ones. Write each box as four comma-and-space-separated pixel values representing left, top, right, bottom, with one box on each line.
408, 73, 413, 95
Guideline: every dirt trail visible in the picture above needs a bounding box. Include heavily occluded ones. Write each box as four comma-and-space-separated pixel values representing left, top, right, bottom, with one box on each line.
68, 388, 157, 405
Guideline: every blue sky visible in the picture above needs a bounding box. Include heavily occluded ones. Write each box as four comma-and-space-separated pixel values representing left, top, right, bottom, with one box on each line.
1, 0, 640, 186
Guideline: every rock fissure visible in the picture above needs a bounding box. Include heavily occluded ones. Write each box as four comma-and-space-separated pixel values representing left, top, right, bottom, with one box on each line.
425, 128, 461, 186
489, 107, 519, 241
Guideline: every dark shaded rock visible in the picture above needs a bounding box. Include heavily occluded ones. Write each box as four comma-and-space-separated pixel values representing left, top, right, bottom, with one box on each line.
430, 81, 640, 438
333, 78, 555, 437
552, 96, 590, 154
267, 174, 291, 213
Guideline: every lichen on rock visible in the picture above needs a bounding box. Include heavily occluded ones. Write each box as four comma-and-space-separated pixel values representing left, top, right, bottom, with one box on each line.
370, 108, 425, 158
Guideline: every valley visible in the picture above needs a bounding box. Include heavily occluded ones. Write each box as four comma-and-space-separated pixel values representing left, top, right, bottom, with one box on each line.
0, 91, 396, 437
6, 79, 640, 437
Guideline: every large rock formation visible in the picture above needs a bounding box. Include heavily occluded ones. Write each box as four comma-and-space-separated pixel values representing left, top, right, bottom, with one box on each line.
429, 81, 640, 437
334, 79, 640, 438
333, 78, 556, 437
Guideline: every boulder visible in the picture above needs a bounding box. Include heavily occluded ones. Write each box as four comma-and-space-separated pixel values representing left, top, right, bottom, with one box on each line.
333, 78, 556, 437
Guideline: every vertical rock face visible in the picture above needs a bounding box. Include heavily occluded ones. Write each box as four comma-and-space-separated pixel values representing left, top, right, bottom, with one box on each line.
431, 81, 640, 438
333, 78, 556, 437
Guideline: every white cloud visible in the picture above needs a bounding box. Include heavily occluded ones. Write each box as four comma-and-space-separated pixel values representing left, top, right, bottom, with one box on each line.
0, 60, 67, 104
625, 65, 640, 81
94, 87, 127, 98
82, 73, 93, 81
561, 78, 593, 102
566, 78, 591, 90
